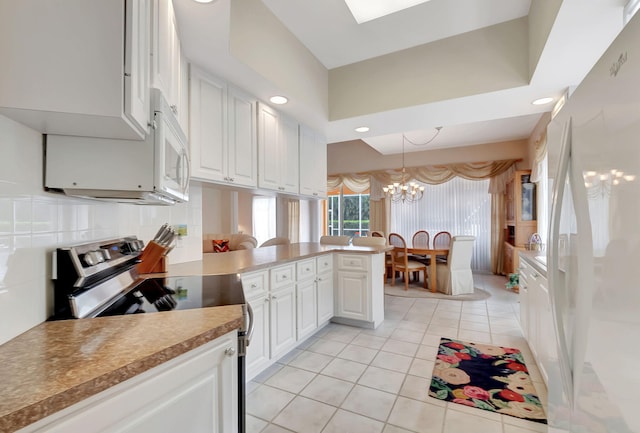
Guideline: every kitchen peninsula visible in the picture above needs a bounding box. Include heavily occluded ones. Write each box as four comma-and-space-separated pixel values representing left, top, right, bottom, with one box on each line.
0, 242, 387, 432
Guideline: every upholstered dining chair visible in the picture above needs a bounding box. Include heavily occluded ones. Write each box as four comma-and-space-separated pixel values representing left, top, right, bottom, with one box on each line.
388, 233, 428, 290
370, 231, 385, 238
433, 231, 452, 263
259, 237, 290, 247
435, 235, 475, 295
319, 235, 351, 246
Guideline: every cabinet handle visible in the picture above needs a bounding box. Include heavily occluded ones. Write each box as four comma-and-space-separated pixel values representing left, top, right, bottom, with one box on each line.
170, 104, 178, 114
225, 347, 236, 357
251, 283, 257, 288
264, 298, 269, 303
282, 275, 287, 279
272, 295, 278, 300
305, 268, 310, 271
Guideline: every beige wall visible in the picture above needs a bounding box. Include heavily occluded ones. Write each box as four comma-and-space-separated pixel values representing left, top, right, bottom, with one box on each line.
329, 18, 528, 121
327, 139, 529, 175
528, 0, 563, 80
526, 112, 552, 167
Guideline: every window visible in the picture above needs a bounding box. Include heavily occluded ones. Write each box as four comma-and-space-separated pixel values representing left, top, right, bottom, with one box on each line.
326, 187, 370, 237
390, 177, 491, 271
252, 196, 276, 246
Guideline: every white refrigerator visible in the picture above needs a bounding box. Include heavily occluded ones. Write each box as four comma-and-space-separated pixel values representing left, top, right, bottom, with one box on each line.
546, 10, 640, 433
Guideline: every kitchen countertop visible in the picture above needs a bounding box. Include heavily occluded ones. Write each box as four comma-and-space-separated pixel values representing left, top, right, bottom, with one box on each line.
0, 305, 244, 433
159, 242, 391, 277
518, 250, 548, 276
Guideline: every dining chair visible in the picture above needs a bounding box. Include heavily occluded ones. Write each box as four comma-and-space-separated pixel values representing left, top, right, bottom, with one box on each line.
388, 233, 428, 290
370, 231, 385, 238
352, 236, 386, 247
319, 235, 351, 246
259, 236, 290, 247
410, 230, 430, 281
435, 235, 475, 295
433, 231, 452, 263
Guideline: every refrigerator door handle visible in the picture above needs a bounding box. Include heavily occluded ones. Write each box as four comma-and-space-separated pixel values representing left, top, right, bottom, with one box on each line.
548, 117, 576, 408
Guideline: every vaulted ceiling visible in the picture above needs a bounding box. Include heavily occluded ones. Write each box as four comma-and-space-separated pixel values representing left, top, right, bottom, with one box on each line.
174, 0, 627, 155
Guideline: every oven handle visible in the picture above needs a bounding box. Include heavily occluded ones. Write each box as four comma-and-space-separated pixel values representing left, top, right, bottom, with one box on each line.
245, 302, 254, 346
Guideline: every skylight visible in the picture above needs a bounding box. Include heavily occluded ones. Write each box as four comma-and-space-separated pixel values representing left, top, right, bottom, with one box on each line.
344, 0, 432, 24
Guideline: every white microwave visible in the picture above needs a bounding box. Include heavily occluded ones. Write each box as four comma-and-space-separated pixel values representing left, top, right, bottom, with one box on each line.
45, 89, 190, 205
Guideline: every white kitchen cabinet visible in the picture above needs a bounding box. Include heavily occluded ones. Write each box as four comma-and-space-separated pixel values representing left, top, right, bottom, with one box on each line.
316, 255, 334, 325
518, 254, 553, 386
269, 264, 297, 359
257, 102, 299, 194
151, 0, 184, 123
296, 259, 318, 341
189, 67, 258, 188
18, 331, 238, 433
334, 253, 385, 328
299, 125, 328, 198
0, 0, 150, 139
242, 271, 271, 380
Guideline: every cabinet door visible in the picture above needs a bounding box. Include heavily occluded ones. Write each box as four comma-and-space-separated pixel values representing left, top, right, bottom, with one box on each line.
316, 271, 334, 325
189, 67, 227, 182
280, 114, 300, 194
269, 285, 296, 359
151, 0, 173, 102
124, 0, 150, 134
335, 271, 369, 322
299, 125, 327, 198
227, 86, 257, 187
246, 295, 270, 380
296, 279, 317, 340
257, 102, 281, 191
23, 333, 238, 433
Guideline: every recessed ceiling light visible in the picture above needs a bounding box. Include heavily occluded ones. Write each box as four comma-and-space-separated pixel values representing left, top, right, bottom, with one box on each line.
344, 0, 432, 24
532, 97, 554, 105
355, 126, 370, 132
192, 0, 216, 3
269, 96, 288, 105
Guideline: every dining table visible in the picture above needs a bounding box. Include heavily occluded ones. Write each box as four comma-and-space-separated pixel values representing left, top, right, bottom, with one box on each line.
397, 247, 450, 293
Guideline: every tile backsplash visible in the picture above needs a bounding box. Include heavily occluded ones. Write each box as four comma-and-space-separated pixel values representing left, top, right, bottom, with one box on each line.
0, 115, 203, 344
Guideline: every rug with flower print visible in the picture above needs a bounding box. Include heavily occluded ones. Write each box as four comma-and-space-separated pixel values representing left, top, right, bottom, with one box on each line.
429, 337, 546, 424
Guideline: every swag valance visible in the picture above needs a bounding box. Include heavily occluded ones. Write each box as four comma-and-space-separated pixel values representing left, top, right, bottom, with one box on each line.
327, 159, 519, 199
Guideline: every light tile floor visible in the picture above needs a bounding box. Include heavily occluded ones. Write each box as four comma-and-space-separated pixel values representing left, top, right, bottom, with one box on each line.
246, 273, 548, 433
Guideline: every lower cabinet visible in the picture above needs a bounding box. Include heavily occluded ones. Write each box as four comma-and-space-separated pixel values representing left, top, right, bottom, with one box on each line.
334, 253, 384, 328
296, 258, 318, 341
518, 255, 553, 386
269, 284, 296, 360
19, 331, 238, 433
316, 256, 334, 326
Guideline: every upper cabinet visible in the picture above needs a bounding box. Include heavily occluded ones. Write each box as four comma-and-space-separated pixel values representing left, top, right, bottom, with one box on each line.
189, 66, 257, 188
257, 103, 299, 194
299, 125, 327, 198
151, 0, 187, 134
0, 0, 151, 139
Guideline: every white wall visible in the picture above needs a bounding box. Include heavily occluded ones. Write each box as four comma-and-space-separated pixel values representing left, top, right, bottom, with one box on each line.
0, 115, 203, 344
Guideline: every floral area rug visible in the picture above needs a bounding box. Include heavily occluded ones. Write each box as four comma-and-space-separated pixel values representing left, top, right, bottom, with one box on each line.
429, 337, 547, 424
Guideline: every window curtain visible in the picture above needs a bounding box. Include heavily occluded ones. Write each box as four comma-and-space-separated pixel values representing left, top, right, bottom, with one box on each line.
389, 178, 492, 271
530, 131, 547, 183
287, 199, 300, 243
330, 159, 519, 274
369, 176, 389, 236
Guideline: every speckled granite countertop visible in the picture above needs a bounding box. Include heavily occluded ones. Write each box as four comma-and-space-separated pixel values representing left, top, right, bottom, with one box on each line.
0, 305, 243, 433
159, 242, 391, 277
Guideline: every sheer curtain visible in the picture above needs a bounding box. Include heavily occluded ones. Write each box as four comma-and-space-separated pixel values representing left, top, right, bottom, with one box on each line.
390, 177, 491, 271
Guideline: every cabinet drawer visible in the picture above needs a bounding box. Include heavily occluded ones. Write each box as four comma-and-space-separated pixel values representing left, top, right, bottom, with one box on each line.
241, 271, 268, 299
271, 264, 295, 289
337, 254, 368, 271
296, 259, 316, 280
316, 255, 333, 274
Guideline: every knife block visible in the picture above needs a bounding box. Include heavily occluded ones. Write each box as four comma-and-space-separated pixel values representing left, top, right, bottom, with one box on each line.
136, 241, 168, 274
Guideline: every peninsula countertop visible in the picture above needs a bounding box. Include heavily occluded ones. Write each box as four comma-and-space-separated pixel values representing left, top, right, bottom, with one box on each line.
160, 242, 391, 277
0, 305, 244, 433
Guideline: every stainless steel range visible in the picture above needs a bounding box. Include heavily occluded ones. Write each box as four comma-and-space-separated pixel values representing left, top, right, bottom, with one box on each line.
50, 237, 252, 433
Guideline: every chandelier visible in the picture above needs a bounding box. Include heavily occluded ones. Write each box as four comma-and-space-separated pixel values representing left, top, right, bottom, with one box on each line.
383, 134, 425, 203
